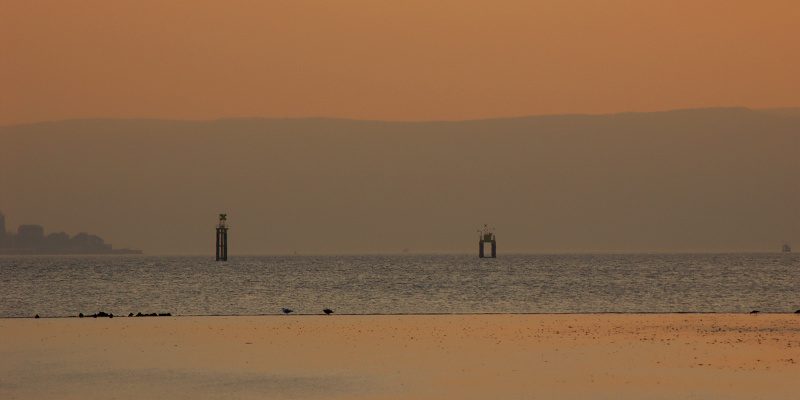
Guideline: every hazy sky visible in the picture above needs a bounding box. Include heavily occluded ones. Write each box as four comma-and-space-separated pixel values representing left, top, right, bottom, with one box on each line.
2, 1, 798, 255
2, 0, 798, 126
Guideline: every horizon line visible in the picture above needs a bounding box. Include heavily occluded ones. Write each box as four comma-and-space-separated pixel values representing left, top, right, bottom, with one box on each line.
3, 106, 799, 129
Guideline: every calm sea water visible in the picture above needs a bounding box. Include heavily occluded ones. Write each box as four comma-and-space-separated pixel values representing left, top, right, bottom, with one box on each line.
1, 253, 797, 318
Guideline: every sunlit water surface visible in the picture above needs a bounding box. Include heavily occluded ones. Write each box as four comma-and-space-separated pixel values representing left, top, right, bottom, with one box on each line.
1, 253, 797, 317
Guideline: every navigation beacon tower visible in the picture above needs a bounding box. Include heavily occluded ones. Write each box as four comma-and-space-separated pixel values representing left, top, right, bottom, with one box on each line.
478, 224, 496, 258
216, 213, 228, 261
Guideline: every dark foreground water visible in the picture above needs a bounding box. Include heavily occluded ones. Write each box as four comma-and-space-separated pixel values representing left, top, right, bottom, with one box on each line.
1, 253, 798, 318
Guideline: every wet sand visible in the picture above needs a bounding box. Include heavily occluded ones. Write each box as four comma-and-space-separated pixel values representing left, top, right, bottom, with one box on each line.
2, 314, 798, 399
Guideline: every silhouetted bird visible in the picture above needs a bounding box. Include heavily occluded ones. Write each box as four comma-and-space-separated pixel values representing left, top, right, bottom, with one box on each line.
750, 310, 760, 314
323, 309, 334, 315
34, 314, 39, 319
282, 308, 293, 315
795, 310, 800, 314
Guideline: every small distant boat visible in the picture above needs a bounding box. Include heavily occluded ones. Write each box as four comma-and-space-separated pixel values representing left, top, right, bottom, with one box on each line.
782, 243, 791, 253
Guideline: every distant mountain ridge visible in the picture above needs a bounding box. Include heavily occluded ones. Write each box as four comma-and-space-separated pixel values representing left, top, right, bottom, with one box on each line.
1, 107, 798, 254
3, 106, 798, 128
754, 107, 800, 117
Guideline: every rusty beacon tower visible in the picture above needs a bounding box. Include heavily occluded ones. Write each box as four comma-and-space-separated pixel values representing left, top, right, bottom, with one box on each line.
478, 224, 496, 258
216, 213, 228, 261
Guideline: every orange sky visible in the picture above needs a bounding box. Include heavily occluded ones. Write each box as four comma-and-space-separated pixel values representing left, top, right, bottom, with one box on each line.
1, 0, 798, 126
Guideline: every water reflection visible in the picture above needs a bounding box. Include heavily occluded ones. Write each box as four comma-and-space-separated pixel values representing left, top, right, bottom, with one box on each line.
1, 253, 797, 317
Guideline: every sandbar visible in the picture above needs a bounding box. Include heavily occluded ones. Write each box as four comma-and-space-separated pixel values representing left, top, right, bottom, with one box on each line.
1, 314, 798, 399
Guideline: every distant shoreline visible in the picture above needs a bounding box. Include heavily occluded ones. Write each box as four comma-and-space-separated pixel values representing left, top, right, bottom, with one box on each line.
0, 249, 142, 255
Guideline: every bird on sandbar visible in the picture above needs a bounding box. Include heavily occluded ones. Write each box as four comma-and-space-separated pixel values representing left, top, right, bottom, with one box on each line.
282, 308, 293, 315
323, 308, 334, 315
750, 310, 760, 314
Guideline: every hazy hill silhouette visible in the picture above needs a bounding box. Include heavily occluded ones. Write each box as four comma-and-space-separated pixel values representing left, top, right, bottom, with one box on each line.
1, 108, 797, 254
